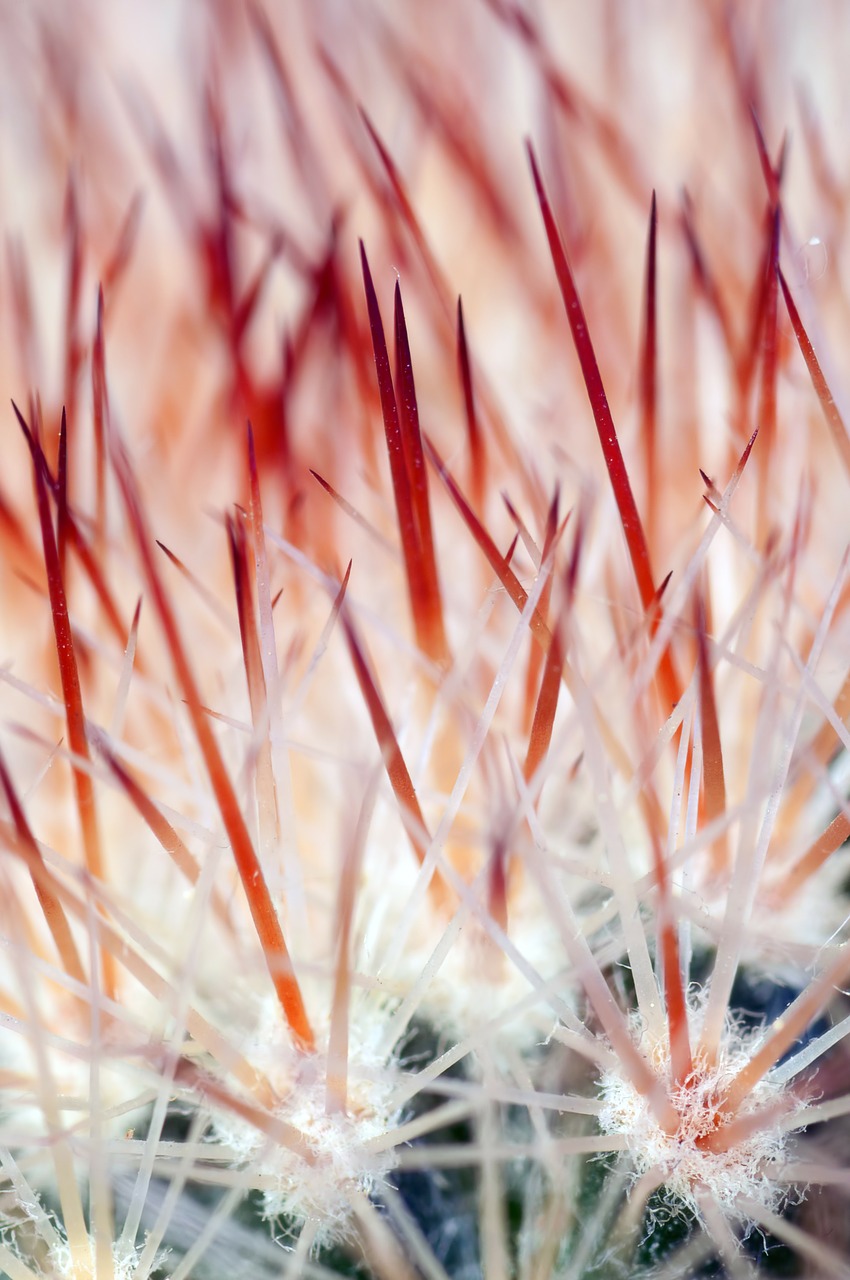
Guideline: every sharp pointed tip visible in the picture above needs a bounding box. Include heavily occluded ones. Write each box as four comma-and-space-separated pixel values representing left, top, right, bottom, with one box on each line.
12, 400, 32, 443
359, 240, 374, 287
749, 101, 766, 145
526, 140, 543, 191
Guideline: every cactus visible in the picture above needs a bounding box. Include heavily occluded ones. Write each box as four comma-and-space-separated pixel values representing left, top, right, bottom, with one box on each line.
1, 3, 850, 1277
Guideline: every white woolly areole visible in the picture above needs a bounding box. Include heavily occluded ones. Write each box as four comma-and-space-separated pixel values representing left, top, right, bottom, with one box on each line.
598, 1010, 806, 1220
211, 995, 400, 1246
47, 1238, 143, 1279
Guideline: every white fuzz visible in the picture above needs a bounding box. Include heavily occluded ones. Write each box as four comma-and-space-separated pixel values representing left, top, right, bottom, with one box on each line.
598, 1008, 805, 1221
46, 1237, 144, 1280
211, 996, 400, 1246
